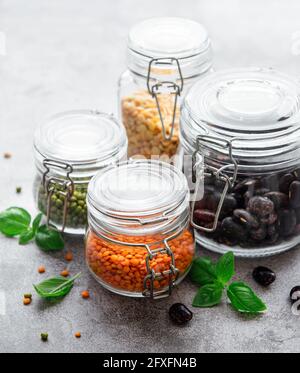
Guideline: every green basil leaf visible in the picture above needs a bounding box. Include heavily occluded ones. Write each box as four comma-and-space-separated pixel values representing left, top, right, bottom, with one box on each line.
216, 251, 235, 285
35, 224, 64, 251
0, 207, 31, 236
18, 228, 35, 245
189, 257, 218, 286
32, 213, 43, 234
192, 283, 223, 307
33, 273, 81, 299
227, 282, 267, 313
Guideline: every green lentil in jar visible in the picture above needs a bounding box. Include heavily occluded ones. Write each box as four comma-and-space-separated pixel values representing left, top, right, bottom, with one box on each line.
37, 182, 88, 230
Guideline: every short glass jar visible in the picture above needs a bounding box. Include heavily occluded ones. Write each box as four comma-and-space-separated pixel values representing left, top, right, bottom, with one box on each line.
179, 68, 300, 257
33, 110, 128, 235
85, 159, 195, 298
118, 17, 212, 159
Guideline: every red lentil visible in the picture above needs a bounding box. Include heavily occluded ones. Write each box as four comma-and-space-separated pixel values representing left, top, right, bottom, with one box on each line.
38, 265, 45, 274
81, 290, 90, 299
65, 251, 73, 261
60, 269, 69, 277
86, 228, 194, 293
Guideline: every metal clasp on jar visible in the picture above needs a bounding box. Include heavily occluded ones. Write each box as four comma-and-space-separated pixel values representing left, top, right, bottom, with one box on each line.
42, 159, 74, 232
147, 57, 183, 141
191, 135, 238, 232
143, 237, 180, 299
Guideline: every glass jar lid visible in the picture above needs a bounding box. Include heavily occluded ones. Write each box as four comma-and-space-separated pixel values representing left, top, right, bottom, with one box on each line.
34, 110, 128, 176
127, 17, 212, 79
181, 67, 300, 173
87, 159, 190, 235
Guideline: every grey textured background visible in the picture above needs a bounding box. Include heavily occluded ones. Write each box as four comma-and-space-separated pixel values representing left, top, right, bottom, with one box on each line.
1, 0, 300, 353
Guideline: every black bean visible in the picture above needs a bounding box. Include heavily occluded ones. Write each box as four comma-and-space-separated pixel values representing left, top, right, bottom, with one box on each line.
234, 178, 260, 194
193, 209, 215, 225
261, 212, 277, 225
289, 181, 300, 208
278, 209, 297, 236
293, 168, 300, 180
221, 217, 247, 242
293, 224, 300, 235
255, 188, 270, 196
222, 194, 237, 213
250, 225, 267, 241
233, 209, 259, 229
205, 191, 221, 211
264, 192, 289, 210
248, 196, 274, 217
231, 192, 245, 208
261, 174, 279, 191
290, 286, 300, 303
169, 303, 193, 325
252, 266, 276, 286
295, 208, 300, 223
279, 173, 295, 194
244, 190, 255, 206
267, 224, 279, 244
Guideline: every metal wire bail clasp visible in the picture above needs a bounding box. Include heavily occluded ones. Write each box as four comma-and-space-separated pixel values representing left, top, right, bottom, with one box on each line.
191, 135, 238, 232
147, 57, 183, 141
42, 159, 74, 232
143, 237, 180, 299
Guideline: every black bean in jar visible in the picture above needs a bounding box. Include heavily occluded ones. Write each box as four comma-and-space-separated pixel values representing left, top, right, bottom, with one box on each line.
193, 170, 300, 249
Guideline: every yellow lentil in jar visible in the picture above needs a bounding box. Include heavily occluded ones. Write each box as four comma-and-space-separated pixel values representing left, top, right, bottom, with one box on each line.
121, 91, 180, 159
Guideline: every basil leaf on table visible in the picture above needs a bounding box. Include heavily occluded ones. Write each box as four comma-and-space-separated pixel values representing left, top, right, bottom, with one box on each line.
33, 273, 81, 299
189, 257, 218, 286
0, 207, 31, 236
193, 283, 223, 307
18, 228, 35, 245
227, 282, 267, 313
215, 251, 235, 285
32, 213, 43, 233
35, 224, 64, 251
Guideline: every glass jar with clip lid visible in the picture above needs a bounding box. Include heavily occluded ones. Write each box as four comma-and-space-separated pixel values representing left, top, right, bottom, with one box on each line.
33, 110, 128, 235
85, 159, 195, 298
179, 67, 300, 257
119, 17, 212, 159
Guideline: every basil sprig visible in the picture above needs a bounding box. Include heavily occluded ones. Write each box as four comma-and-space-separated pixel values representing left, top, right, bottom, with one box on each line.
34, 273, 81, 299
191, 252, 267, 314
0, 207, 64, 251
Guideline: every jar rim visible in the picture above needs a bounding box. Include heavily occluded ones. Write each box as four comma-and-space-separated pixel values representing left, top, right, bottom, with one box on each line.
180, 67, 300, 172
127, 17, 213, 79
87, 159, 190, 235
34, 110, 128, 175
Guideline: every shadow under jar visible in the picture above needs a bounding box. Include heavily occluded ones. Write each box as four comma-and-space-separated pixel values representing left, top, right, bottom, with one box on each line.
118, 17, 212, 160
85, 159, 195, 298
179, 68, 300, 257
33, 110, 128, 235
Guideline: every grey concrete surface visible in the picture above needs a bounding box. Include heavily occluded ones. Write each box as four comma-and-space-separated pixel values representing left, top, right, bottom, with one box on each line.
1, 0, 300, 353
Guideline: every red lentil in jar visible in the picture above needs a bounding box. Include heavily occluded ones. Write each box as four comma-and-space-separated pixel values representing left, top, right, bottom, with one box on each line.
86, 160, 195, 298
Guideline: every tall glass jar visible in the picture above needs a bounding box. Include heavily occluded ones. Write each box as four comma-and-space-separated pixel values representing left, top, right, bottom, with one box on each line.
118, 17, 212, 160
85, 159, 195, 298
33, 110, 128, 235
179, 68, 300, 257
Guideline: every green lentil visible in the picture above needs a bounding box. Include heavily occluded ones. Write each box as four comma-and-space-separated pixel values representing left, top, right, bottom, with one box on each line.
41, 333, 48, 342
37, 180, 88, 231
